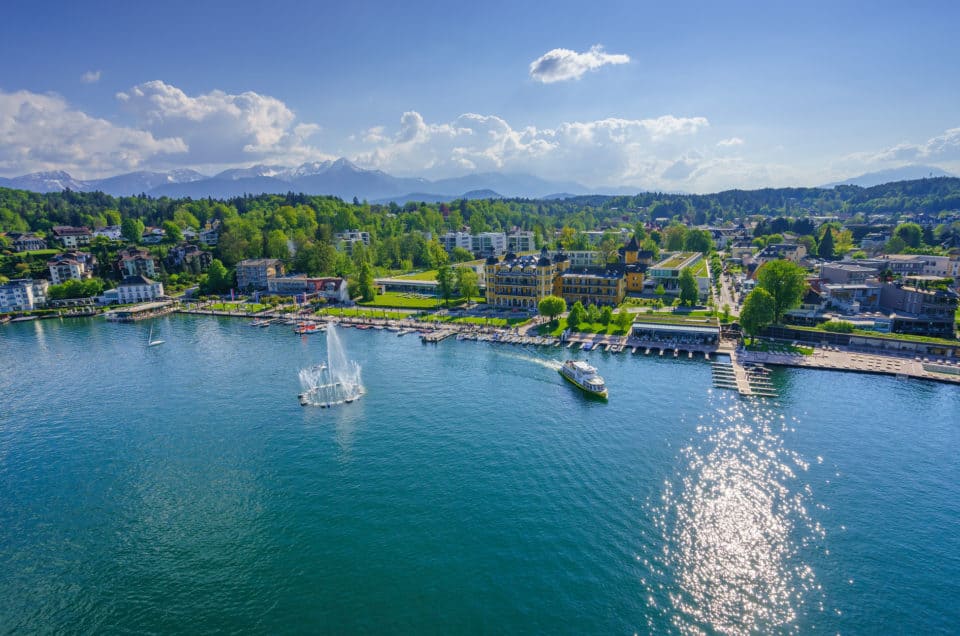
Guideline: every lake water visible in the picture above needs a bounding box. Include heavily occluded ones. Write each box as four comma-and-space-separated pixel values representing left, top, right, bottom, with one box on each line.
1, 316, 958, 633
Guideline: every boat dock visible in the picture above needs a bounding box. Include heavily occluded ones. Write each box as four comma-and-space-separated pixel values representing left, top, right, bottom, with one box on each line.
711, 349, 779, 399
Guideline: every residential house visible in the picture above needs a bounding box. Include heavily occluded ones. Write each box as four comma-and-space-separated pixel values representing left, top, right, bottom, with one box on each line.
507, 230, 536, 253
51, 226, 92, 248
334, 229, 371, 254
164, 244, 212, 273
755, 243, 807, 266
879, 279, 959, 338
93, 225, 122, 240
47, 252, 96, 284
116, 246, 159, 278
9, 232, 47, 252
0, 278, 48, 311
116, 275, 165, 304
199, 227, 219, 246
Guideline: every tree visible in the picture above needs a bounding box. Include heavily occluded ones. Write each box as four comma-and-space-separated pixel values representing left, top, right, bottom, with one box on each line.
538, 295, 566, 324
614, 307, 633, 331
265, 229, 290, 260
884, 235, 907, 254
721, 303, 731, 323
755, 259, 807, 323
426, 240, 449, 269
436, 263, 455, 307
586, 303, 601, 324
678, 267, 698, 306
683, 229, 714, 253
456, 267, 479, 304
663, 224, 687, 251
162, 221, 183, 243
450, 246, 474, 263
598, 235, 620, 264
358, 258, 375, 302
893, 222, 924, 249
201, 258, 233, 295
600, 305, 613, 325
739, 288, 775, 341
567, 301, 586, 330
818, 227, 835, 260
121, 217, 143, 243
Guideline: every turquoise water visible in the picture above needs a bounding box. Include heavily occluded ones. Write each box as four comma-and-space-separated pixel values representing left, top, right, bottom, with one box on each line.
1, 316, 958, 633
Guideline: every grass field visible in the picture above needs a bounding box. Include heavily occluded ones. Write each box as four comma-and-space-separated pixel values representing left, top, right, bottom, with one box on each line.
537, 318, 631, 337
206, 302, 270, 313
317, 307, 409, 320
421, 315, 528, 327
395, 270, 438, 281
358, 292, 440, 309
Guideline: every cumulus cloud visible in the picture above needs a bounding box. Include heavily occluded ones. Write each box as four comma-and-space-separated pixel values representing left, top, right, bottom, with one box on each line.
80, 70, 101, 84
0, 89, 185, 177
866, 127, 960, 163
354, 110, 711, 188
717, 137, 744, 147
529, 45, 630, 83
116, 80, 330, 168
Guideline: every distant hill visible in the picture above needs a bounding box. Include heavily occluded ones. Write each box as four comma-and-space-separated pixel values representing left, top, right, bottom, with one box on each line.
0, 159, 594, 201
822, 165, 956, 188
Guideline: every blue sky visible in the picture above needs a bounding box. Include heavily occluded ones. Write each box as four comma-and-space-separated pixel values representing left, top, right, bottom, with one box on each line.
2, 0, 959, 191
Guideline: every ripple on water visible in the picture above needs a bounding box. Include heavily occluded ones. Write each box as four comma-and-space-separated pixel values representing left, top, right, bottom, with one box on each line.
646, 395, 826, 635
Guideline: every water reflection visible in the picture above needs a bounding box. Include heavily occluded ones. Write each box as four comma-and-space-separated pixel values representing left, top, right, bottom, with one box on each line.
647, 396, 824, 635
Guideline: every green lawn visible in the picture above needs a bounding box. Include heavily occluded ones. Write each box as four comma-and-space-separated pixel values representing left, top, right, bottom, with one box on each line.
359, 292, 484, 310
358, 292, 440, 309
395, 270, 438, 281
421, 315, 528, 327
537, 318, 630, 337
789, 324, 959, 346
317, 307, 408, 320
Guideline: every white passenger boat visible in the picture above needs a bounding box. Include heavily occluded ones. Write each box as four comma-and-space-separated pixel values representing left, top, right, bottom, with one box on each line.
559, 360, 608, 399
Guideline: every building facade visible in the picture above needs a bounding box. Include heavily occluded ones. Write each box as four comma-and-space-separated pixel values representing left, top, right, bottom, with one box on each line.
266, 276, 350, 302
237, 259, 285, 291
116, 246, 158, 278
51, 226, 92, 248
116, 275, 165, 304
485, 249, 563, 310
0, 279, 48, 312
9, 232, 47, 252
47, 252, 95, 284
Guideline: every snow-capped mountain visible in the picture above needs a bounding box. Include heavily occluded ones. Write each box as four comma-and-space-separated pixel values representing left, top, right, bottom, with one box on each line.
88, 170, 209, 196
1, 171, 89, 193
0, 159, 596, 200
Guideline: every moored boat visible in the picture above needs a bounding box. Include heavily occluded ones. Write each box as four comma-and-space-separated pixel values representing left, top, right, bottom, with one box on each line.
559, 360, 608, 399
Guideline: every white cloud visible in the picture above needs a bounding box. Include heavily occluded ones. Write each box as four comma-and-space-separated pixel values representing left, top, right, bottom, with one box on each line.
80, 70, 101, 84
717, 137, 744, 147
0, 89, 185, 177
116, 80, 331, 168
353, 110, 711, 188
529, 45, 630, 83
867, 127, 960, 163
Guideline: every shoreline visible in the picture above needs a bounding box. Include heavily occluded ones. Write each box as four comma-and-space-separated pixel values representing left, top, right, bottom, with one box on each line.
177, 307, 960, 386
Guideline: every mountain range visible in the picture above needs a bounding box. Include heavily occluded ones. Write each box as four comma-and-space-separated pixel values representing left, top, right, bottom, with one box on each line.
0, 158, 611, 202
1, 159, 956, 201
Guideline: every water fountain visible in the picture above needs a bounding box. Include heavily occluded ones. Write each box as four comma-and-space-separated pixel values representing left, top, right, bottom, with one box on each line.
298, 324, 365, 407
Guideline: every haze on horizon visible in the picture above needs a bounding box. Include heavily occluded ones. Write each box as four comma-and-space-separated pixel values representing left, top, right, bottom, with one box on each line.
2, 0, 959, 194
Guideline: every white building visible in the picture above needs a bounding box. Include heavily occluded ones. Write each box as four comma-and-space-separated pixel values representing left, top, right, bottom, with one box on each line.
507, 230, 536, 253
93, 225, 122, 240
47, 252, 95, 284
116, 275, 164, 304
439, 231, 473, 253
0, 279, 48, 311
266, 276, 350, 302
547, 250, 601, 268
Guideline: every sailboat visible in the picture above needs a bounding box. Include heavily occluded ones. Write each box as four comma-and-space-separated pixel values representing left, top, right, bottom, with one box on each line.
148, 324, 165, 347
